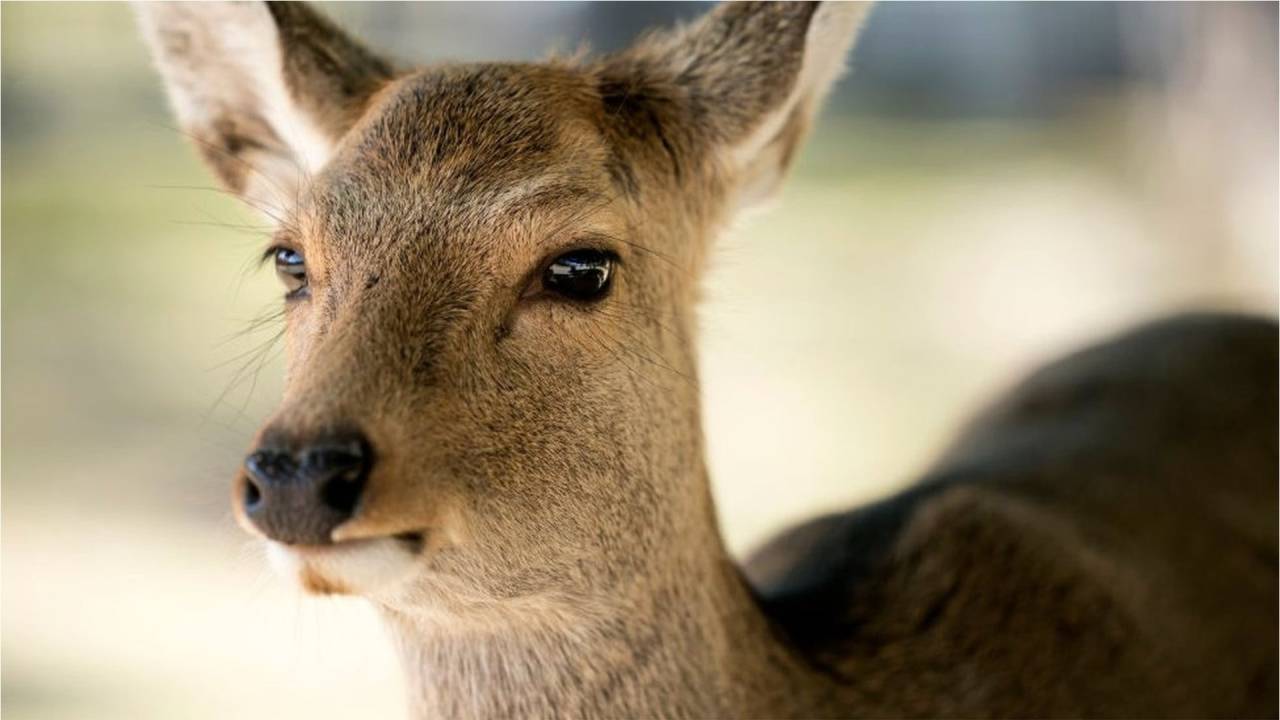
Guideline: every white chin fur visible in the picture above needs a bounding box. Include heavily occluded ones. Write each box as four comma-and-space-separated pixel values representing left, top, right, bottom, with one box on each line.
266, 538, 418, 596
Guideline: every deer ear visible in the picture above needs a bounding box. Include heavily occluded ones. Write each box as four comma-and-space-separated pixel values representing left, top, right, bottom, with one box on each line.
621, 1, 871, 210
135, 1, 392, 218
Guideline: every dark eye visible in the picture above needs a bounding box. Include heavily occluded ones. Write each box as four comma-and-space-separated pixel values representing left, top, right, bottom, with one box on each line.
273, 247, 307, 297
542, 249, 614, 301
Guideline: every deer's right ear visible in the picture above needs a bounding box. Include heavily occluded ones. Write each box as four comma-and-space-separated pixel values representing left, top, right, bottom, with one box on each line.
135, 1, 392, 218
607, 2, 871, 213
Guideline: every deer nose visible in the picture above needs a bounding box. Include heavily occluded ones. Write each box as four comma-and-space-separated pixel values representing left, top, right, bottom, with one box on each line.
240, 433, 371, 545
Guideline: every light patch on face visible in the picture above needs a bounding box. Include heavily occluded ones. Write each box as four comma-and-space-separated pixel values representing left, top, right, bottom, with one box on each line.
267, 539, 420, 596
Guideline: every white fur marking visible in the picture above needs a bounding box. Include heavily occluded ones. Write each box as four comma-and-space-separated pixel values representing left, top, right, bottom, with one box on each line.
267, 538, 419, 595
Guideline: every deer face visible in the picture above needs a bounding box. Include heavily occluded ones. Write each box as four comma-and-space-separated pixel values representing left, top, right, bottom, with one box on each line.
247, 64, 709, 604
138, 2, 868, 611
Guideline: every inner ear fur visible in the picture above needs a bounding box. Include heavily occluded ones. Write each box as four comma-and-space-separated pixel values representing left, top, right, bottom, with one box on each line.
136, 1, 392, 217
603, 1, 872, 209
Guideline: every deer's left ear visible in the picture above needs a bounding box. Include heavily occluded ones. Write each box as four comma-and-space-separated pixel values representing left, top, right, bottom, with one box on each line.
614, 1, 872, 210
135, 2, 392, 219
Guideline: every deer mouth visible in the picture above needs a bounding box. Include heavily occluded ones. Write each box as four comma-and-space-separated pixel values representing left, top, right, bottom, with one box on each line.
392, 531, 426, 553
266, 533, 425, 596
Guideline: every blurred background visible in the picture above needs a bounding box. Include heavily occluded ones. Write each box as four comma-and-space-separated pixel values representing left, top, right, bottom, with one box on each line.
3, 3, 1276, 718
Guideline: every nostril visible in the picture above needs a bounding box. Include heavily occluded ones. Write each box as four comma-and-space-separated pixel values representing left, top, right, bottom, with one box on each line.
243, 477, 262, 509
320, 472, 366, 516
303, 436, 372, 519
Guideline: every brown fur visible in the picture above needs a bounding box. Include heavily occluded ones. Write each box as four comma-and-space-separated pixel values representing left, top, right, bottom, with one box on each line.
137, 3, 1277, 718
299, 565, 349, 596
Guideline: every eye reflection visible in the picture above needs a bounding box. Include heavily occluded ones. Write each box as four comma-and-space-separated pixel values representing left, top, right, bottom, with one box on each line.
542, 249, 614, 301
273, 247, 307, 296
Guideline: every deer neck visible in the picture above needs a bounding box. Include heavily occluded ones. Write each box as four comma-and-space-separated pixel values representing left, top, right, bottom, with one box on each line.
379, 472, 833, 718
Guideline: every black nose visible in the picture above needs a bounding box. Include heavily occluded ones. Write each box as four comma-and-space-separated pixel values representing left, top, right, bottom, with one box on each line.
241, 432, 371, 545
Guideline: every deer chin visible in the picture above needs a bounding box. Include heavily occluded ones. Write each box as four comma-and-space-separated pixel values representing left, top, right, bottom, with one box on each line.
266, 536, 422, 596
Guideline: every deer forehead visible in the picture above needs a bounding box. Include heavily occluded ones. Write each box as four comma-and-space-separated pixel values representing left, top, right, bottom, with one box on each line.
354, 65, 604, 173
290, 65, 630, 279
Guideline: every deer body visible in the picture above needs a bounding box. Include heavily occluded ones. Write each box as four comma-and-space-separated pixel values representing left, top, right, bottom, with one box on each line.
137, 3, 1277, 717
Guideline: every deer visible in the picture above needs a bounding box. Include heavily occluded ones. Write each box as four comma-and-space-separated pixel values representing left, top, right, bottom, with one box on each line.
136, 2, 1278, 717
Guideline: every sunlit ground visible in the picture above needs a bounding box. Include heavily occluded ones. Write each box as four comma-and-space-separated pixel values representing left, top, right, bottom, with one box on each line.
3, 5, 1276, 718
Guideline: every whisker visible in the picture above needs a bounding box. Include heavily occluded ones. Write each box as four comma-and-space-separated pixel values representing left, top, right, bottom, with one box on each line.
235, 338, 286, 422
148, 183, 299, 232
597, 301, 685, 343
579, 324, 669, 396
614, 236, 690, 275
152, 119, 305, 216
213, 306, 287, 349
202, 325, 285, 426
170, 218, 277, 236
592, 322, 698, 387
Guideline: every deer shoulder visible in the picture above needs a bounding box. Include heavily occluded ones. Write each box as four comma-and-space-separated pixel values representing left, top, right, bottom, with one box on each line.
748, 313, 1279, 718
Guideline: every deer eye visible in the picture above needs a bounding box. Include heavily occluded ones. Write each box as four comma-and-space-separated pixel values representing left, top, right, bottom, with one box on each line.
542, 249, 614, 301
273, 247, 307, 297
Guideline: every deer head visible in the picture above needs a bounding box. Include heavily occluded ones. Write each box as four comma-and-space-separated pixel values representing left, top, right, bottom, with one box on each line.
139, 3, 869, 712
